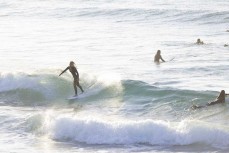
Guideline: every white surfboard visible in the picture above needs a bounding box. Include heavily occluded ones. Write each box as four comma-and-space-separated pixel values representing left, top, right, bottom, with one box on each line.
66, 83, 96, 100
67, 95, 79, 100
67, 91, 89, 100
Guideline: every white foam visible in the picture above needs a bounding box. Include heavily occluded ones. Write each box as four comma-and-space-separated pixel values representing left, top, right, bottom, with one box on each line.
0, 73, 39, 92
51, 117, 229, 148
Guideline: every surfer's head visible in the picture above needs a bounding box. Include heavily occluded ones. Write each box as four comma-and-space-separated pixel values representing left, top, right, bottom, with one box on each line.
157, 50, 161, 55
218, 90, 225, 102
69, 61, 75, 66
220, 90, 225, 97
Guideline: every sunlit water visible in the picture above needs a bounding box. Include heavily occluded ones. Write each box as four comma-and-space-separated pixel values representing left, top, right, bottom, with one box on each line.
0, 0, 229, 152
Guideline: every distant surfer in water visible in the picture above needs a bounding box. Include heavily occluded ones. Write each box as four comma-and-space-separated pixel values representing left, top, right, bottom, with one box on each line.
154, 50, 165, 63
196, 38, 204, 45
59, 61, 84, 96
192, 90, 229, 109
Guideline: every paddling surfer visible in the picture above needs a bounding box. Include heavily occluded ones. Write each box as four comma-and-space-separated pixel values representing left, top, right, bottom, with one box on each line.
59, 61, 84, 96
192, 90, 229, 109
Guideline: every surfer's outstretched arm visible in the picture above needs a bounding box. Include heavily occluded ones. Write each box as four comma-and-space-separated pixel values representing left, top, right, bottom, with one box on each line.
160, 56, 165, 62
59, 67, 69, 76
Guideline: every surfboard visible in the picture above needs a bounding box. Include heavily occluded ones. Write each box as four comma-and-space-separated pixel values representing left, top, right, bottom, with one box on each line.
67, 95, 79, 100
169, 57, 175, 61
66, 83, 96, 100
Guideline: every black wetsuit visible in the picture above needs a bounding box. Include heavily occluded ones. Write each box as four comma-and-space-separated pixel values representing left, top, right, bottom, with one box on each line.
154, 54, 165, 63
207, 97, 225, 106
192, 95, 225, 109
63, 66, 79, 80
59, 66, 83, 95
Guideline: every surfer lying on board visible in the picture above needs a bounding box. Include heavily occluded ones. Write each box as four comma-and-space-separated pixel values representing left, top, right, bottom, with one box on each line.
192, 90, 229, 109
59, 61, 84, 96
154, 50, 165, 63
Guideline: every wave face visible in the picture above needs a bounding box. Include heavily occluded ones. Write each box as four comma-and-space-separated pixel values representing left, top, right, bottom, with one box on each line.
0, 72, 123, 106
0, 73, 71, 105
0, 72, 216, 109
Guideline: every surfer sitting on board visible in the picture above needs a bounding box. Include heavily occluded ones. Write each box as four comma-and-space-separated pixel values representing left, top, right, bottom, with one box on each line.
192, 90, 229, 109
196, 38, 204, 45
154, 50, 165, 63
59, 61, 84, 96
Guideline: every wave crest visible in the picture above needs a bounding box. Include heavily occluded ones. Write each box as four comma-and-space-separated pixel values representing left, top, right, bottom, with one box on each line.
51, 117, 229, 148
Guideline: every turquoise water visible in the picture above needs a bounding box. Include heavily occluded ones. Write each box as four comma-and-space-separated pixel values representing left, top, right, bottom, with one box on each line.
0, 0, 229, 152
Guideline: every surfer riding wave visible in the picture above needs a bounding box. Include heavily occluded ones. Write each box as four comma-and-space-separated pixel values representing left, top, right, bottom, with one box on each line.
59, 61, 84, 96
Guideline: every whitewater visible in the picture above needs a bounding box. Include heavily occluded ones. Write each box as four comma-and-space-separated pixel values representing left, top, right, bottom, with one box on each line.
0, 0, 229, 152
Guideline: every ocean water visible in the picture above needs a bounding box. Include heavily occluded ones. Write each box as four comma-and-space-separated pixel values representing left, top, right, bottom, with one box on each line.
0, 0, 229, 152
